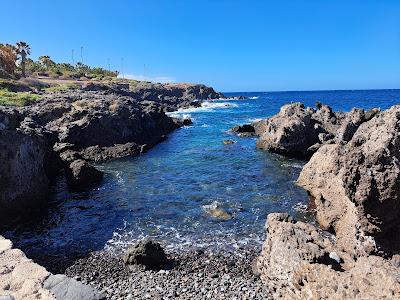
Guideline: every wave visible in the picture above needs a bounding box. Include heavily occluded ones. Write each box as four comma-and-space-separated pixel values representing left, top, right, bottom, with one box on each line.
168, 101, 238, 114
168, 112, 192, 120
249, 96, 259, 99
247, 118, 263, 123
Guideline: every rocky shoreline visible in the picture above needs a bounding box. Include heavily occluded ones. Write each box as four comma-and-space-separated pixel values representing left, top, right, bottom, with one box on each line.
0, 81, 222, 224
1, 82, 400, 299
65, 248, 269, 299
233, 102, 400, 298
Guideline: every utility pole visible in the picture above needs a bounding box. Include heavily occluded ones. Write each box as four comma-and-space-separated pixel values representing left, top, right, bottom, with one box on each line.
80, 46, 83, 64
107, 58, 110, 72
71, 49, 75, 65
121, 57, 124, 79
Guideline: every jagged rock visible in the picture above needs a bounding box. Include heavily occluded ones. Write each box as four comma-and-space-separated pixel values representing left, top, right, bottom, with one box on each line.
255, 103, 321, 158
230, 124, 256, 137
65, 159, 103, 189
124, 240, 167, 270
257, 213, 400, 299
253, 102, 380, 159
297, 105, 400, 255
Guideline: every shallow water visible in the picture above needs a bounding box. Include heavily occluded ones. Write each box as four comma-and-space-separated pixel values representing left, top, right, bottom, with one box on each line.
4, 89, 400, 263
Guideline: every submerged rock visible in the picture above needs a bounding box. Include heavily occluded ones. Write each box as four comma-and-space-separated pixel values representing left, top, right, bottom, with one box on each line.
124, 240, 167, 270
223, 139, 236, 145
203, 201, 232, 220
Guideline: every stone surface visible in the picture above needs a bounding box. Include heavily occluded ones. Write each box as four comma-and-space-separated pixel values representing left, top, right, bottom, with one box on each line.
0, 235, 102, 300
43, 274, 102, 300
0, 130, 49, 221
0, 236, 55, 300
297, 105, 400, 255
124, 240, 167, 270
257, 214, 400, 299
0, 80, 220, 221
255, 103, 321, 158
65, 159, 104, 189
253, 102, 379, 158
230, 124, 257, 137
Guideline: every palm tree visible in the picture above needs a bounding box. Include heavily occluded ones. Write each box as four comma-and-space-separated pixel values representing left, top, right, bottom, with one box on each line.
16, 41, 31, 77
38, 55, 55, 69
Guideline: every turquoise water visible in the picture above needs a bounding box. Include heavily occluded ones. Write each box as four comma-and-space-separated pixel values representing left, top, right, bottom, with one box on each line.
5, 89, 400, 263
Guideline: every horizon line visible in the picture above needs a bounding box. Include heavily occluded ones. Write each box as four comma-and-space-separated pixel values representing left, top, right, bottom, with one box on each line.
223, 87, 400, 94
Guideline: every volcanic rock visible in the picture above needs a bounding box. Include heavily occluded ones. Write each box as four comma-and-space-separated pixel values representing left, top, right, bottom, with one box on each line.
124, 240, 167, 270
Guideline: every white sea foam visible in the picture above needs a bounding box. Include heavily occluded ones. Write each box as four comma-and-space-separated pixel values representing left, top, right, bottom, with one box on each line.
249, 96, 259, 99
167, 101, 238, 115
247, 118, 263, 123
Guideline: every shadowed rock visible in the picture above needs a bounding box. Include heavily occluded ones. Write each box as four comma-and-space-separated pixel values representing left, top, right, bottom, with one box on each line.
124, 240, 167, 270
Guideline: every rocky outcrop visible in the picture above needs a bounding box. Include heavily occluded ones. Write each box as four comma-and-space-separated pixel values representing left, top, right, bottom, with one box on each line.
253, 102, 379, 158
124, 240, 167, 270
128, 82, 225, 111
257, 214, 400, 299
257, 105, 400, 298
230, 124, 257, 137
0, 235, 101, 300
0, 80, 221, 222
297, 105, 400, 255
65, 159, 104, 189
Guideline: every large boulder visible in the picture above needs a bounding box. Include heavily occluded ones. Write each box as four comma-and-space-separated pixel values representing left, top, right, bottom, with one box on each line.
64, 159, 103, 189
257, 214, 400, 299
123, 240, 167, 270
297, 105, 400, 255
254, 103, 321, 158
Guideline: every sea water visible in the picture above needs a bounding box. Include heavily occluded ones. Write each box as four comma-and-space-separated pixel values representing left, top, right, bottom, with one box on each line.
5, 89, 400, 262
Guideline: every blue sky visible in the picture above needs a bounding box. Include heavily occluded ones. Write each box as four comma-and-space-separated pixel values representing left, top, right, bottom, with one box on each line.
1, 0, 399, 92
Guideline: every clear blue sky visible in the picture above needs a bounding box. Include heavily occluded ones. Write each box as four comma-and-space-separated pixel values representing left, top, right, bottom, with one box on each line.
1, 0, 399, 92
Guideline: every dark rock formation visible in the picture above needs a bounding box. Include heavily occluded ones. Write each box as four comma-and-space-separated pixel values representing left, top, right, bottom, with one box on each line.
0, 80, 222, 222
230, 124, 256, 137
253, 102, 379, 159
128, 82, 225, 111
123, 240, 167, 270
0, 130, 50, 221
65, 159, 103, 189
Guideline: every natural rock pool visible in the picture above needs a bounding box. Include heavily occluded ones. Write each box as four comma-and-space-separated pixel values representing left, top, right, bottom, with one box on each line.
4, 89, 400, 270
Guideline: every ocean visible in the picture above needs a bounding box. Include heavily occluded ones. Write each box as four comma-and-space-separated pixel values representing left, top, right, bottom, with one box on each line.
5, 89, 400, 265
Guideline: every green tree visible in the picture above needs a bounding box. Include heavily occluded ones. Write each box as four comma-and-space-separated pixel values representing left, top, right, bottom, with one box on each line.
16, 41, 31, 77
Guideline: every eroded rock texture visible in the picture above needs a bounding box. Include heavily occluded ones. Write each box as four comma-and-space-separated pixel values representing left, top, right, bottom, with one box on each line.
257, 214, 400, 299
257, 104, 400, 299
254, 102, 379, 158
